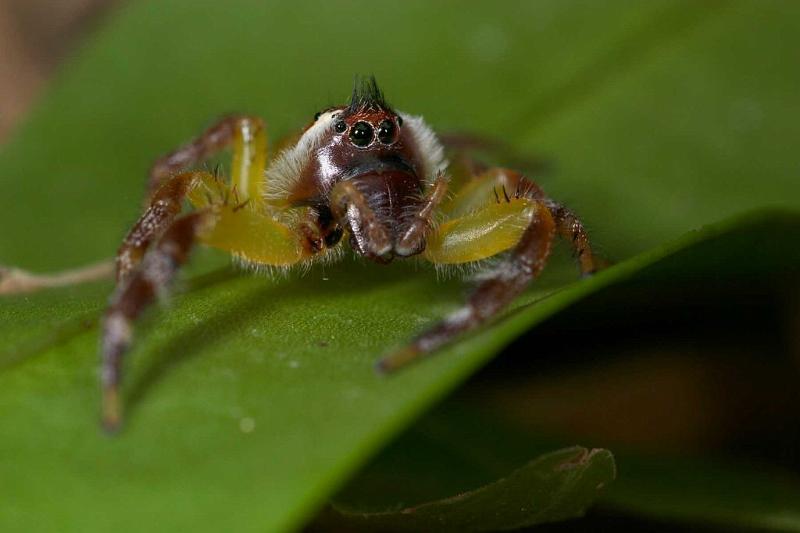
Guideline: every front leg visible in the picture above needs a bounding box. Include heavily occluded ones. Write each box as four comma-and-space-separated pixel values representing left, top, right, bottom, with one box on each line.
377, 197, 556, 372
395, 172, 448, 257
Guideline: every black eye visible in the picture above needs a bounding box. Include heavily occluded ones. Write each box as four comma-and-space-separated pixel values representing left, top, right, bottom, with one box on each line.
334, 120, 347, 133
377, 120, 396, 144
314, 111, 321, 121
396, 115, 403, 127
349, 121, 374, 147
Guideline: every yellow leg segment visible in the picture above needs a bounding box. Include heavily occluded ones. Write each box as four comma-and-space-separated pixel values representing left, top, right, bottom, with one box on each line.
148, 115, 268, 207
229, 117, 268, 205
440, 167, 543, 219
424, 198, 539, 264
199, 206, 306, 266
181, 177, 307, 266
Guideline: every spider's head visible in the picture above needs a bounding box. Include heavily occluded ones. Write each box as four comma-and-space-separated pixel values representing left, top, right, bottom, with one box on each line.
292, 77, 418, 193
312, 77, 409, 174
276, 77, 446, 262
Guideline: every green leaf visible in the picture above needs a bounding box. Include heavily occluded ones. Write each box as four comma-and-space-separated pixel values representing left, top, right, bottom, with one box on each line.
329, 447, 615, 532
341, 402, 800, 532
1, 1, 800, 532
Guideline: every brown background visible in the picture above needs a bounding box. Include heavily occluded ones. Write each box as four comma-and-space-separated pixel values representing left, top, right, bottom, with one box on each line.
0, 0, 117, 141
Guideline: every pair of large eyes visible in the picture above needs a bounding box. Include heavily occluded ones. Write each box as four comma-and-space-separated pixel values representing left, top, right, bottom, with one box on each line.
334, 118, 400, 147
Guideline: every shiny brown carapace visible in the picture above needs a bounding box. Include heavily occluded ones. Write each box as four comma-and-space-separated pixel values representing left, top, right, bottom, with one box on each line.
0, 77, 601, 431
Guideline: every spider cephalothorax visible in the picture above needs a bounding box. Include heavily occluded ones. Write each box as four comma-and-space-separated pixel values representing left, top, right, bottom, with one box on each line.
271, 77, 446, 262
0, 77, 602, 430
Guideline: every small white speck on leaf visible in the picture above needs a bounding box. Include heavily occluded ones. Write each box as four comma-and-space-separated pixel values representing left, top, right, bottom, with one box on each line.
239, 417, 256, 433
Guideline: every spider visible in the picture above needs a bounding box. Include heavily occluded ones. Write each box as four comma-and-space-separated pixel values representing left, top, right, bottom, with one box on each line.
1, 77, 600, 430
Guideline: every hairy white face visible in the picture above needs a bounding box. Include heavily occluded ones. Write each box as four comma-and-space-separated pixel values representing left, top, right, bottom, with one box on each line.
264, 109, 448, 201
263, 109, 340, 201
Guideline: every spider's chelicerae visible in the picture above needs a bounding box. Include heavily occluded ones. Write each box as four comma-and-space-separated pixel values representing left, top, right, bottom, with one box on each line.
2, 78, 601, 430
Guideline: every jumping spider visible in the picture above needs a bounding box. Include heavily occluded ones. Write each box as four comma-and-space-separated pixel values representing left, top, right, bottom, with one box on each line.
1, 77, 600, 430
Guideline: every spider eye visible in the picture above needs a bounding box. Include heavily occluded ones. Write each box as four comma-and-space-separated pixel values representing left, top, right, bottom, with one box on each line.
396, 115, 403, 127
377, 119, 396, 144
314, 111, 321, 121
349, 121, 374, 147
334, 120, 347, 133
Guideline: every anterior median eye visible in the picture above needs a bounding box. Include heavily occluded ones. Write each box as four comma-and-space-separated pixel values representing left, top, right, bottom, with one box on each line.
377, 119, 396, 144
349, 121, 374, 147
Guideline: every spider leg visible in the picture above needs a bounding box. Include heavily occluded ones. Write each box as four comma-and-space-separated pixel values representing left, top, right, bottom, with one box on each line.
1, 170, 214, 296
395, 172, 449, 257
440, 167, 601, 276
378, 167, 600, 372
377, 197, 554, 372
116, 171, 216, 282
148, 114, 267, 202
1, 116, 269, 296
102, 211, 210, 431
102, 172, 311, 430
545, 201, 602, 276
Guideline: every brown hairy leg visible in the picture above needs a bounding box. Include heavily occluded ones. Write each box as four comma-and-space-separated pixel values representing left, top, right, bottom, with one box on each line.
395, 172, 449, 257
0, 171, 201, 296
441, 166, 602, 277
100, 171, 219, 430
148, 114, 266, 198
102, 211, 210, 431
377, 200, 557, 373
101, 162, 313, 430
117, 171, 211, 282
0, 116, 265, 297
377, 166, 603, 372
545, 200, 603, 276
